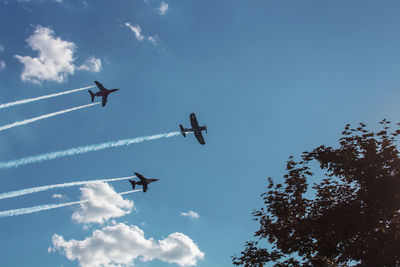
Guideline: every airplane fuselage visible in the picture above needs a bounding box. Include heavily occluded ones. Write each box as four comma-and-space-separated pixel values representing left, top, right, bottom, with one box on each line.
180, 113, 207, 144
94, 89, 119, 97
90, 81, 119, 107
135, 178, 159, 187
183, 126, 206, 133
195, 126, 207, 133
129, 177, 159, 192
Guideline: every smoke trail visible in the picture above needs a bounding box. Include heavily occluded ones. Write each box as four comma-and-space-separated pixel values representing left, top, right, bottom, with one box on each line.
0, 190, 140, 218
0, 176, 135, 200
0, 102, 100, 132
0, 85, 95, 110
0, 131, 180, 169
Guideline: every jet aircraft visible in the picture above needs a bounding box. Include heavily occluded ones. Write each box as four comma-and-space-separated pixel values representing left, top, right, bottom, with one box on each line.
129, 172, 159, 193
180, 113, 207, 145
88, 81, 119, 107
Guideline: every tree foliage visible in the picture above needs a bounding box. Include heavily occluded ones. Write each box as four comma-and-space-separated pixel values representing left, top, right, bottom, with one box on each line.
233, 120, 400, 266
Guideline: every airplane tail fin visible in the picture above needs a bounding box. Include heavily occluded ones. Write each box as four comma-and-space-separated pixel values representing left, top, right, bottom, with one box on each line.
129, 180, 136, 190
88, 90, 95, 102
180, 124, 186, 137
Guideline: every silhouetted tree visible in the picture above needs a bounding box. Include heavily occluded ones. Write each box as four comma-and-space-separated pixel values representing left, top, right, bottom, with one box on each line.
233, 120, 400, 266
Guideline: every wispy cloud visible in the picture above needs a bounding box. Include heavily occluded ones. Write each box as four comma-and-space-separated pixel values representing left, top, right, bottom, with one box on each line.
14, 26, 102, 84
51, 223, 205, 267
52, 193, 70, 202
78, 56, 102, 72
159, 1, 168, 15
0, 43, 5, 71
181, 210, 200, 219
52, 194, 66, 199
125, 22, 160, 48
147, 35, 159, 46
125, 22, 144, 41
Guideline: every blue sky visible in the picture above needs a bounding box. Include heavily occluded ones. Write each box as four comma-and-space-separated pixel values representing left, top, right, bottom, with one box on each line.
1, 0, 400, 266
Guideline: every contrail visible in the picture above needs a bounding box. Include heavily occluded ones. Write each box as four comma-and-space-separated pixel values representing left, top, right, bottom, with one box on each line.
0, 131, 180, 169
0, 176, 135, 200
0, 85, 95, 110
0, 190, 140, 218
0, 102, 100, 132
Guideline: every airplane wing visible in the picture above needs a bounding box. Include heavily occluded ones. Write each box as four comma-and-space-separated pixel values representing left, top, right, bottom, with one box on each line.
143, 183, 148, 192
134, 172, 146, 182
194, 131, 206, 145
102, 94, 108, 107
190, 113, 200, 129
95, 81, 107, 92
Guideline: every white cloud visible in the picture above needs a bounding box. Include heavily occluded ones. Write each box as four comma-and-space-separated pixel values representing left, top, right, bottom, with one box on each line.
14, 26, 76, 84
51, 223, 204, 267
125, 22, 161, 49
147, 35, 159, 46
14, 26, 102, 84
125, 22, 144, 41
181, 210, 199, 219
159, 1, 168, 15
52, 193, 69, 201
78, 56, 102, 72
0, 43, 5, 71
72, 182, 133, 224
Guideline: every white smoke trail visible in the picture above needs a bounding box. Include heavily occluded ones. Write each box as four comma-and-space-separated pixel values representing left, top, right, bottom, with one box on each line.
0, 131, 180, 169
0, 190, 140, 218
0, 176, 135, 200
0, 85, 95, 110
0, 102, 100, 132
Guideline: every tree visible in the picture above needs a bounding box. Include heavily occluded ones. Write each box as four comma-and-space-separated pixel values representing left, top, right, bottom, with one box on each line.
233, 120, 400, 266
